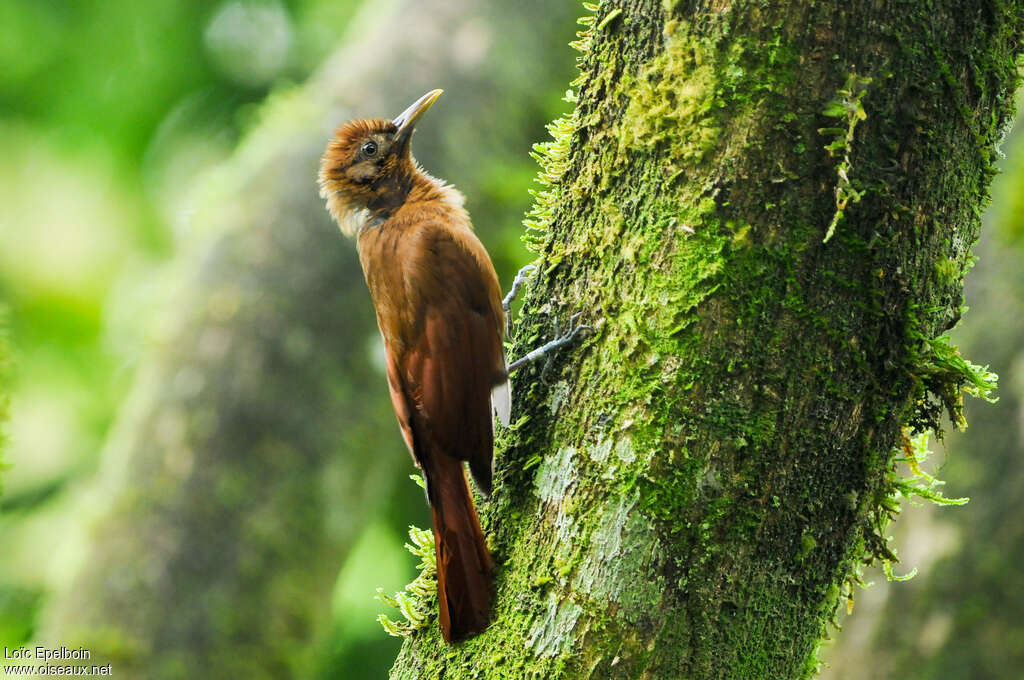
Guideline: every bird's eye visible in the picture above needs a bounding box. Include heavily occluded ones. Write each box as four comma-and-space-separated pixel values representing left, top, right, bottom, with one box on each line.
362, 140, 378, 156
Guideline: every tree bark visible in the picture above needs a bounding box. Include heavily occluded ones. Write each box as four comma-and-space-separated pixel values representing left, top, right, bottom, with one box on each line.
820, 121, 1024, 680
35, 1, 577, 678
390, 1, 1023, 678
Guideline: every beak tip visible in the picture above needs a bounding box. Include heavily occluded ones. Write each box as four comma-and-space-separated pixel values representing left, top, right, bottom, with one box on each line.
393, 89, 445, 139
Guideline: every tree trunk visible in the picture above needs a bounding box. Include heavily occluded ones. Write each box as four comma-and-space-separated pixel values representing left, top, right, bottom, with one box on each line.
820, 120, 1024, 679
390, 1, 1023, 678
35, 1, 577, 678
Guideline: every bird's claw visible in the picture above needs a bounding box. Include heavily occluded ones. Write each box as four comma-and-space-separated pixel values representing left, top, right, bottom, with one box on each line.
551, 312, 590, 348
503, 264, 538, 337
507, 310, 592, 374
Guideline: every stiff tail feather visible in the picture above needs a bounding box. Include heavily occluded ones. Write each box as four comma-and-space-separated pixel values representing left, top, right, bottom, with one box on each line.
430, 459, 493, 642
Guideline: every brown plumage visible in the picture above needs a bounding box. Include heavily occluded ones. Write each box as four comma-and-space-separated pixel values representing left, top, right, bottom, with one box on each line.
318, 90, 508, 642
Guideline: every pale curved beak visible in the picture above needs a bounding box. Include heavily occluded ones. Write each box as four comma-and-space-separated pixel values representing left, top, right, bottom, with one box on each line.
393, 89, 443, 143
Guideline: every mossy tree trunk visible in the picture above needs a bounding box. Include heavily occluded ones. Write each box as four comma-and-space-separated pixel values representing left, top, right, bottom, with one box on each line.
821, 122, 1024, 679
390, 1, 1023, 678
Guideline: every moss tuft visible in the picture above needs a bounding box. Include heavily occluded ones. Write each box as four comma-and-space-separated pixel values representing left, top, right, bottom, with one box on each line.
819, 73, 872, 242
908, 331, 998, 432
376, 525, 437, 638
619, 24, 720, 170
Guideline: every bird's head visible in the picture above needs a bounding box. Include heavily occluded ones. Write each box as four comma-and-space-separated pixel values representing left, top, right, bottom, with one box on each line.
319, 89, 443, 235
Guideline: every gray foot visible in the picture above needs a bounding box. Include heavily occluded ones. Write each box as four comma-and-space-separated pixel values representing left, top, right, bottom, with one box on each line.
502, 264, 537, 337
508, 312, 590, 374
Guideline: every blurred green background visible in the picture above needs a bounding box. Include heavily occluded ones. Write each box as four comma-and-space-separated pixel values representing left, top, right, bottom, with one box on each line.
0, 0, 578, 676
0, 1, 1020, 678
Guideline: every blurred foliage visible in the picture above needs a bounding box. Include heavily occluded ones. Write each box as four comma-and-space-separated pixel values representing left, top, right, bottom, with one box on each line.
0, 0, 577, 676
0, 0, 364, 503
0, 0, 360, 651
0, 310, 8, 464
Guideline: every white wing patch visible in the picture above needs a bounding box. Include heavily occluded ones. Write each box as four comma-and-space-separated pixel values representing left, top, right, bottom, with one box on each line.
492, 376, 511, 426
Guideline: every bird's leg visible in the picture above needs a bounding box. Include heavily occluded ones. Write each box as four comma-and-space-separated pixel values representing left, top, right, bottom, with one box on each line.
508, 312, 589, 374
503, 265, 590, 374
502, 264, 537, 337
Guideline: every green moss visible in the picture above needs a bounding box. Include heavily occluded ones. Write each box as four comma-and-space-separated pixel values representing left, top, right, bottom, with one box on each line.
522, 99, 577, 254
618, 23, 721, 169
934, 256, 960, 284
797, 531, 818, 561
819, 74, 872, 242
376, 526, 437, 638
907, 327, 998, 433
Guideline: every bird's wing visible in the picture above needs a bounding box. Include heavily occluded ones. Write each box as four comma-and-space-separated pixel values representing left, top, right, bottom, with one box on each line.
395, 222, 506, 496
384, 349, 416, 458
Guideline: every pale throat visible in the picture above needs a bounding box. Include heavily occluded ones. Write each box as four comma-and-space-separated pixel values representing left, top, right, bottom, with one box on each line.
330, 165, 467, 238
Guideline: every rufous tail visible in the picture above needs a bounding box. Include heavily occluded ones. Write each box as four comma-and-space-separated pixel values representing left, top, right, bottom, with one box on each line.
429, 458, 493, 642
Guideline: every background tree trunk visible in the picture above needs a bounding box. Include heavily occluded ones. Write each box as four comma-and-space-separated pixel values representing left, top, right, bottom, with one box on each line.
0, 317, 8, 485
390, 1, 1023, 678
35, 1, 577, 677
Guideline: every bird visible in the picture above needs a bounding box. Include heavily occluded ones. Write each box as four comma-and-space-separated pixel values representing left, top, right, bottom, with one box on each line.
318, 89, 508, 642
